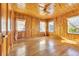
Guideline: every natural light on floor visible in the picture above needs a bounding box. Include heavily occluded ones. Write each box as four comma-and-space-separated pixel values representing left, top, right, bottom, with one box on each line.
61, 37, 78, 44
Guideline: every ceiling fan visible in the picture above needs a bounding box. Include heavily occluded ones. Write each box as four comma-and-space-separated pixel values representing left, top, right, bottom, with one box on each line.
38, 3, 54, 14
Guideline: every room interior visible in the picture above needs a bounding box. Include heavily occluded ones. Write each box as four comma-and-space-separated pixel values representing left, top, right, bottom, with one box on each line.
0, 3, 79, 56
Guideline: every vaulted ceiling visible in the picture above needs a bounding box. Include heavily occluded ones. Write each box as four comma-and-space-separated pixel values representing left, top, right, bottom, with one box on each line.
8, 3, 79, 19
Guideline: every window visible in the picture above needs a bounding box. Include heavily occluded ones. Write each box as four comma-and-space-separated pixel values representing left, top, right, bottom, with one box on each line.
1, 17, 11, 35
68, 16, 79, 34
40, 22, 46, 32
16, 19, 25, 31
48, 21, 54, 32
1, 17, 6, 35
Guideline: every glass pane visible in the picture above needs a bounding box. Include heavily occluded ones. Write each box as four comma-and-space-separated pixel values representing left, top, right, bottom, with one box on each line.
40, 22, 46, 32
48, 21, 54, 32
8, 18, 11, 32
1, 17, 6, 35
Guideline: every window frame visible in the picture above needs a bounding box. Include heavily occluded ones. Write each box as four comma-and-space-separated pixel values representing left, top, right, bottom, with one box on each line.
16, 18, 26, 32
67, 16, 79, 34
1, 17, 6, 35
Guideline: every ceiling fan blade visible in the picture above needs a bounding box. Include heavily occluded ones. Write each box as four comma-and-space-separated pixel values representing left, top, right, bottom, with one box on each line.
44, 4, 51, 11
38, 3, 53, 14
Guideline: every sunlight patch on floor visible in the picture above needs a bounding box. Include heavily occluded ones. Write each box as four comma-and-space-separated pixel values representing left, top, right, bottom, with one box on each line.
61, 37, 78, 44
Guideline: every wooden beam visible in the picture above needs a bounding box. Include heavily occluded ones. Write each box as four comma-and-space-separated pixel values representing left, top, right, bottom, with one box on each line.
10, 10, 15, 47
6, 4, 8, 35
0, 4, 1, 32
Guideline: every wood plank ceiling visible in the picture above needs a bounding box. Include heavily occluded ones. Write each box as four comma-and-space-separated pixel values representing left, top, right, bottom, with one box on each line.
8, 3, 79, 19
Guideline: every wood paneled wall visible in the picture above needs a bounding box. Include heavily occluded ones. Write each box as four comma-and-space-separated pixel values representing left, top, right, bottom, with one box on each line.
48, 15, 79, 40
31, 17, 39, 37
26, 16, 46, 38
15, 11, 79, 41
25, 16, 32, 38
13, 12, 47, 41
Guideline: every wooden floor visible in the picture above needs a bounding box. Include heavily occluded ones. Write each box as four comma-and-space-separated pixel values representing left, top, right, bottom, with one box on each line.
9, 36, 79, 56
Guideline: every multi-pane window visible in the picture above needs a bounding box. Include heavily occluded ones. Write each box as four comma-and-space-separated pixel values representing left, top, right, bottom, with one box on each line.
48, 21, 54, 32
40, 22, 46, 32
16, 20, 25, 31
68, 16, 79, 34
